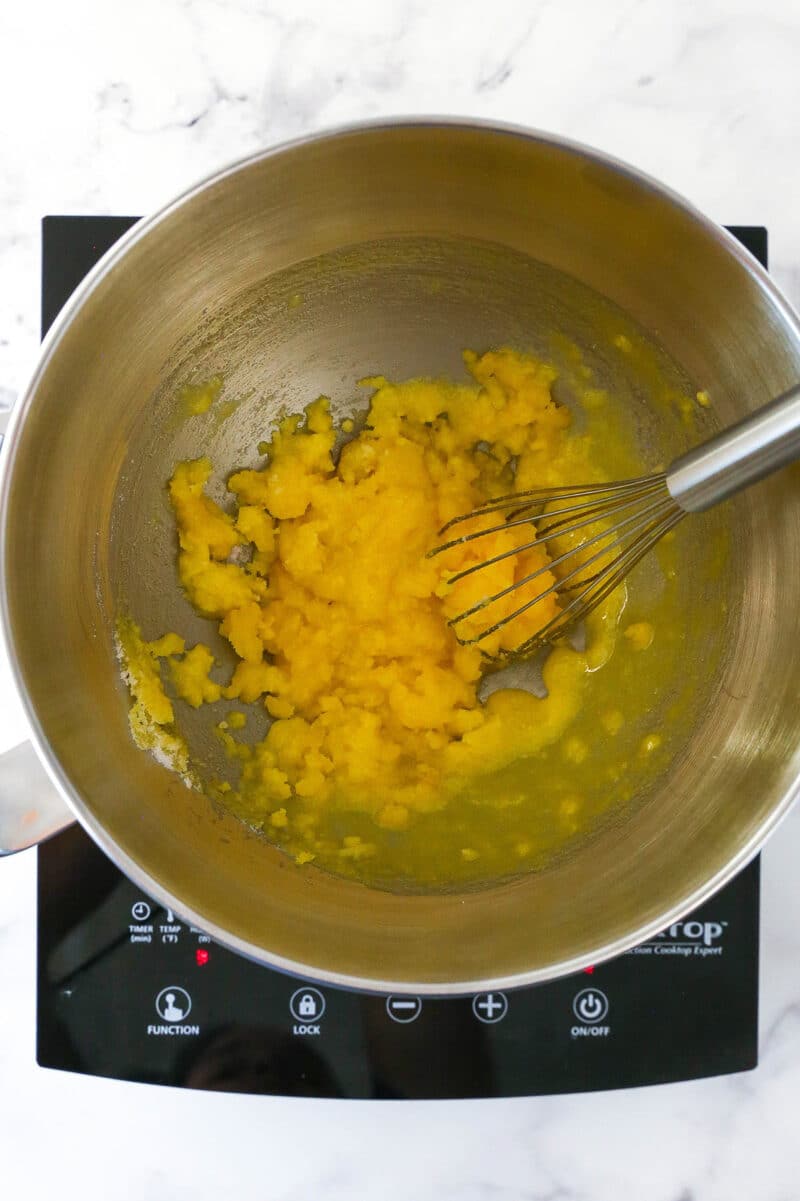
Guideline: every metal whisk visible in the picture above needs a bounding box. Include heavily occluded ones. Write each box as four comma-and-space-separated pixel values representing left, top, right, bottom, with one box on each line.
430, 382, 800, 661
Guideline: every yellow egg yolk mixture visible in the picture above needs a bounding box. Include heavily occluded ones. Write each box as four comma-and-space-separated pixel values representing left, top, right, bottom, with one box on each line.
117, 347, 659, 886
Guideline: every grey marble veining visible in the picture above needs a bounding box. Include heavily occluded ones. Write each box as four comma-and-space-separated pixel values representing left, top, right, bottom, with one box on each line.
2, 0, 800, 1197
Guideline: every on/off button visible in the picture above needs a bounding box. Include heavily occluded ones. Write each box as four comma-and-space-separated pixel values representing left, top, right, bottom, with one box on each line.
572, 988, 609, 1024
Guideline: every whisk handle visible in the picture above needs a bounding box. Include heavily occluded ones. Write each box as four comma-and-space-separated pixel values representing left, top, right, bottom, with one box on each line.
666, 382, 800, 512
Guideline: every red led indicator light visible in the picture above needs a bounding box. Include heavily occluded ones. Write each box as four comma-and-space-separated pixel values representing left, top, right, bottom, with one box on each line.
195, 948, 210, 966
583, 965, 595, 974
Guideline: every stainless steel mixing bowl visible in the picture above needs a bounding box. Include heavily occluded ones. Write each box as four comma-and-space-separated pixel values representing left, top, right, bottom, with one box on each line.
2, 120, 800, 993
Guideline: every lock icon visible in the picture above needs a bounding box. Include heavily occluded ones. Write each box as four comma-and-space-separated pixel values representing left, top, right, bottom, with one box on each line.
290, 986, 326, 1023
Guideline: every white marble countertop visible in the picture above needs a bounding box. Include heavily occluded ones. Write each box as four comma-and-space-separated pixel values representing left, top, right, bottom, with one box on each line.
3, 0, 800, 1196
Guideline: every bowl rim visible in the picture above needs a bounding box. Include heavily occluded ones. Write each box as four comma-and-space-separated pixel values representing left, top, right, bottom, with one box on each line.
3, 116, 800, 995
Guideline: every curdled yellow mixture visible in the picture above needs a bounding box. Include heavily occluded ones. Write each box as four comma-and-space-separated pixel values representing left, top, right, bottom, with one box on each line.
117, 347, 704, 887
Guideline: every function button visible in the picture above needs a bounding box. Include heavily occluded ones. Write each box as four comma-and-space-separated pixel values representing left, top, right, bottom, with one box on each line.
155, 986, 192, 1023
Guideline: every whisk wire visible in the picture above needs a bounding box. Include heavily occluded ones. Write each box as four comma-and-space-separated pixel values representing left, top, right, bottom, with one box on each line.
440, 473, 666, 530
509, 507, 684, 660
504, 476, 666, 524
431, 478, 666, 561
445, 492, 677, 640
429, 474, 682, 658
438, 488, 669, 588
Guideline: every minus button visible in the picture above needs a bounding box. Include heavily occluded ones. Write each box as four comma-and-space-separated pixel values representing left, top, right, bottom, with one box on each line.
386, 996, 423, 1023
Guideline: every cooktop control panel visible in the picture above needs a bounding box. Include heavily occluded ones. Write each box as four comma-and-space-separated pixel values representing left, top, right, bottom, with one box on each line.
37, 824, 758, 1098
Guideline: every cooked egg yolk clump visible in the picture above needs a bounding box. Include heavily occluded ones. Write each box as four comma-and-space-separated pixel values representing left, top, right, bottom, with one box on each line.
118, 349, 625, 866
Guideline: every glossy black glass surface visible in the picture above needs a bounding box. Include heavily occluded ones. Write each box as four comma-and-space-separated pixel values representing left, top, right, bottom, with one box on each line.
36, 217, 763, 1097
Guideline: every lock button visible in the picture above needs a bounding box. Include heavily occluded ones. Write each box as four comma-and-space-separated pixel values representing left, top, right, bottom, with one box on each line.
289, 986, 326, 1023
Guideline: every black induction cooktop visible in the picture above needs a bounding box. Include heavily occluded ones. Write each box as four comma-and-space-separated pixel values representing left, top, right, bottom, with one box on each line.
35, 217, 763, 1098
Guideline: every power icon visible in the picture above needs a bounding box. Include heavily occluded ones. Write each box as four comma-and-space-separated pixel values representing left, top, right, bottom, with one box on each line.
572, 988, 609, 1024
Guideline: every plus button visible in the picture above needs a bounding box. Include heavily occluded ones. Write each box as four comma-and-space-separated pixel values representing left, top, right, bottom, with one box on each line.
472, 991, 509, 1024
